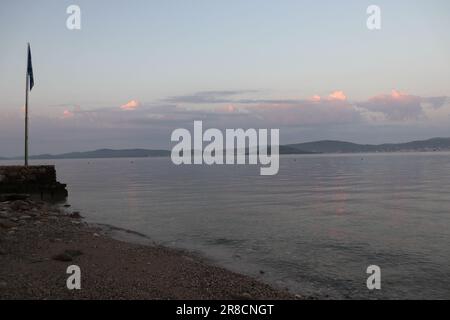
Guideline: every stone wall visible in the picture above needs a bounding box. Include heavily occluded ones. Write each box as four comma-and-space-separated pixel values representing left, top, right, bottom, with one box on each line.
0, 165, 68, 199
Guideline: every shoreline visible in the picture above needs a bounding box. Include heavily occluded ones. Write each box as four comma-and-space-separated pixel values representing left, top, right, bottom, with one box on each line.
0, 197, 296, 300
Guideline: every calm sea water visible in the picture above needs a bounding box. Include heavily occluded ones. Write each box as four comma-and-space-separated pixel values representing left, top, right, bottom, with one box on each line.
3, 153, 450, 299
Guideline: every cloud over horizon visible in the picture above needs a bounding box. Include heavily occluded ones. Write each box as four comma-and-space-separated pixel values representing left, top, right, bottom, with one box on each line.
357, 90, 448, 122
120, 100, 140, 111
0, 90, 449, 156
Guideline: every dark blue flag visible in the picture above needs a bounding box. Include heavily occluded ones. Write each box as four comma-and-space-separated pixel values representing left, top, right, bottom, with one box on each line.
27, 43, 34, 91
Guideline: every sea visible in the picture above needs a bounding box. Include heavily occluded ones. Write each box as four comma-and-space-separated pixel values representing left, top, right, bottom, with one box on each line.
2, 152, 450, 299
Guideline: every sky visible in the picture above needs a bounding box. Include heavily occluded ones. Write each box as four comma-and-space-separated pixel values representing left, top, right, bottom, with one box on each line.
0, 0, 450, 156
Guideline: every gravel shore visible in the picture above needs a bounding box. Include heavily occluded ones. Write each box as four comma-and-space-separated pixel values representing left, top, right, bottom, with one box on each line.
0, 198, 294, 300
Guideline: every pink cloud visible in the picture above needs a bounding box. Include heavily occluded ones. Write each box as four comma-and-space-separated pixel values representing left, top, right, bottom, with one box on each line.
120, 100, 140, 111
328, 91, 347, 101
251, 97, 361, 126
228, 105, 236, 112
213, 104, 241, 114
62, 110, 74, 118
359, 90, 425, 121
391, 89, 404, 99
370, 89, 411, 102
310, 95, 321, 102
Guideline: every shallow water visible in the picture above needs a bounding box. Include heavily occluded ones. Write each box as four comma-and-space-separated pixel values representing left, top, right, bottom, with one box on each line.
3, 152, 450, 299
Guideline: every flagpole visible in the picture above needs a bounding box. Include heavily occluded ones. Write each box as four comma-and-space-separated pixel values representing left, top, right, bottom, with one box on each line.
25, 43, 29, 166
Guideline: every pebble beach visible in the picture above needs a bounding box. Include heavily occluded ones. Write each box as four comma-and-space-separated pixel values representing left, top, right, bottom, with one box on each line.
0, 197, 295, 300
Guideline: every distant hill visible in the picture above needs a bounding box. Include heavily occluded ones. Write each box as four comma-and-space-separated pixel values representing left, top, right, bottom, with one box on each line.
286, 137, 450, 154
29, 148, 170, 160
279, 145, 317, 154
1, 138, 449, 160
246, 146, 316, 155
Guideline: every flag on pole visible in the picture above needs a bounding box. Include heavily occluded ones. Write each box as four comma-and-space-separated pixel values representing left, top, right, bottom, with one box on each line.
27, 43, 34, 91
24, 43, 33, 166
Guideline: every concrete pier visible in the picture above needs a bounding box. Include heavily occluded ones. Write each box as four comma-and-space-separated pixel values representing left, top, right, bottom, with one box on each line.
0, 165, 68, 200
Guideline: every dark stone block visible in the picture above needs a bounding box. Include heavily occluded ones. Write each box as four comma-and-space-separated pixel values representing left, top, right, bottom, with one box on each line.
0, 165, 68, 200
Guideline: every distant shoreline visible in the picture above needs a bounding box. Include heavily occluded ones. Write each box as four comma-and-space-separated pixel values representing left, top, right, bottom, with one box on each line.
2, 137, 449, 160
2, 150, 450, 162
